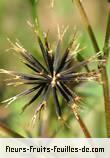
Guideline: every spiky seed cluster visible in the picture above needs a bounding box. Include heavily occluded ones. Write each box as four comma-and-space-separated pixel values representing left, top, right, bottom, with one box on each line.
0, 25, 100, 121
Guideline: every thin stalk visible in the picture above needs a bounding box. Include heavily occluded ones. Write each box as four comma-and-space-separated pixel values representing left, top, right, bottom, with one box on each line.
29, 0, 40, 28
76, 114, 91, 138
74, 0, 100, 54
29, 0, 43, 37
0, 122, 24, 138
71, 106, 91, 138
30, 0, 44, 42
101, 68, 110, 137
74, 0, 110, 137
102, 7, 110, 137
103, 10, 110, 59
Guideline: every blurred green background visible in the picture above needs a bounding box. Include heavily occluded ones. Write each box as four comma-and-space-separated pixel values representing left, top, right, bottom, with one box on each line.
0, 0, 109, 137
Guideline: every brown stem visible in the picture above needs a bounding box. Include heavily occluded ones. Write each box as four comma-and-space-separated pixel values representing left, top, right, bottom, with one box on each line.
74, 0, 110, 138
102, 6, 110, 137
101, 68, 110, 137
71, 103, 91, 138
74, 112, 91, 138
75, 114, 91, 138
0, 122, 24, 138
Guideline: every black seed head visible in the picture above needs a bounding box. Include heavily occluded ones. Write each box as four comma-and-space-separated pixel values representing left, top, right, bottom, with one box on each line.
0, 25, 100, 121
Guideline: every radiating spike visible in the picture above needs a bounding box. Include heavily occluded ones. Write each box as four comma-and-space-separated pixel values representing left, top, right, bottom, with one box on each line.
30, 100, 46, 128
61, 25, 69, 40
35, 100, 46, 115
52, 87, 62, 118
23, 62, 39, 72
54, 25, 70, 73
27, 21, 51, 68
21, 51, 48, 74
37, 33, 54, 74
27, 21, 52, 74
43, 33, 54, 74
2, 85, 41, 107
60, 82, 78, 101
0, 69, 18, 76
37, 36, 48, 64
57, 82, 70, 102
56, 30, 79, 73
7, 38, 26, 53
44, 32, 50, 51
30, 85, 51, 127
6, 81, 24, 87
2, 97, 17, 107
0, 69, 48, 81
23, 62, 52, 80
22, 85, 45, 112
57, 24, 61, 40
21, 80, 48, 84
59, 71, 100, 81
53, 39, 62, 72
61, 58, 73, 71
27, 21, 39, 37
7, 38, 48, 74
56, 48, 69, 73
60, 52, 102, 75
30, 114, 37, 128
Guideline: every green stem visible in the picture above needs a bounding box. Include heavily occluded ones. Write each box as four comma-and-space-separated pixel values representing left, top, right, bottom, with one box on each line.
30, 0, 44, 41
74, 0, 100, 53
30, 0, 40, 28
74, 0, 110, 137
103, 11, 110, 59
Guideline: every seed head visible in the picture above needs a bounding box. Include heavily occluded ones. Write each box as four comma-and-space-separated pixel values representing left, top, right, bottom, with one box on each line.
0, 25, 100, 121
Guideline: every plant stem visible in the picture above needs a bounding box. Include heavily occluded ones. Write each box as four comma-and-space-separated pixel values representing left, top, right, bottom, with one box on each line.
76, 114, 91, 138
0, 122, 24, 138
74, 0, 110, 137
29, 0, 40, 27
30, 0, 44, 41
101, 68, 110, 137
102, 6, 110, 137
71, 106, 91, 138
103, 10, 110, 59
74, 0, 100, 53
